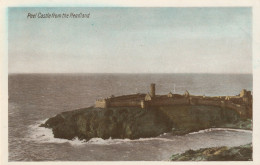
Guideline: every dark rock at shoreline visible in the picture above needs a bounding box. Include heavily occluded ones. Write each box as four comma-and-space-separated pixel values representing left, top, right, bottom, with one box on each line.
40, 107, 172, 140
40, 105, 252, 141
170, 143, 252, 161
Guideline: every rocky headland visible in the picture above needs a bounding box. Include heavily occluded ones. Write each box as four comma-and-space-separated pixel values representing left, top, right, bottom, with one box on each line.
40, 84, 252, 161
40, 104, 252, 141
41, 84, 252, 140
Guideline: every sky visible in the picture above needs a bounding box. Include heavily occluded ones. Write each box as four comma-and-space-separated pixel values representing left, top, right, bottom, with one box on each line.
8, 7, 252, 73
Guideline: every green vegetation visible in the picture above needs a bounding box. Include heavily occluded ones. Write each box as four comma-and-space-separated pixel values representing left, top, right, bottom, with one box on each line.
170, 143, 252, 161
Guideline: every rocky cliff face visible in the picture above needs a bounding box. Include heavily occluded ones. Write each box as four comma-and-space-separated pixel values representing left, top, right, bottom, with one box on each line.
41, 107, 171, 140
41, 105, 251, 141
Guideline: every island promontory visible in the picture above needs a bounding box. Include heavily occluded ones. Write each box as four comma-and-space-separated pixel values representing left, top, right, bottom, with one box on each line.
40, 84, 252, 141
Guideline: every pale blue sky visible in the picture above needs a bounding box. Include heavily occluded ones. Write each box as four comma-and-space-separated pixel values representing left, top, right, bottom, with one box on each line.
8, 7, 252, 73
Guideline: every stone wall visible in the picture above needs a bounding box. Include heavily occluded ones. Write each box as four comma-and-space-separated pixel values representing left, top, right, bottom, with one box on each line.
187, 96, 250, 118
109, 100, 141, 107
225, 102, 248, 117
95, 100, 107, 108
109, 94, 145, 101
95, 94, 145, 108
94, 90, 252, 118
193, 98, 222, 107
149, 97, 189, 107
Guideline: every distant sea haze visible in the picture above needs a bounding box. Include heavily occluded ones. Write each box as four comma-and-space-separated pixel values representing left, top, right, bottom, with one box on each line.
8, 73, 252, 97
8, 73, 252, 161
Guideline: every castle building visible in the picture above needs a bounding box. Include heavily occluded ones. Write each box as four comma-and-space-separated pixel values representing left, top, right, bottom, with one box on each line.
94, 83, 252, 118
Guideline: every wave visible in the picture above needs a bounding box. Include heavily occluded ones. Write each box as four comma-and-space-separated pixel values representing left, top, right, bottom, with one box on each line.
188, 128, 252, 135
27, 119, 87, 146
86, 135, 174, 145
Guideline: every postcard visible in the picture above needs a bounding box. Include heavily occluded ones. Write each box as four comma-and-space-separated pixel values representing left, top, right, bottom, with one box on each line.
1, 0, 260, 164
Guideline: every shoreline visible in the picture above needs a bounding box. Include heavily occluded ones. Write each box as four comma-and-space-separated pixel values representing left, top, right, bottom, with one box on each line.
34, 120, 252, 161
35, 119, 252, 144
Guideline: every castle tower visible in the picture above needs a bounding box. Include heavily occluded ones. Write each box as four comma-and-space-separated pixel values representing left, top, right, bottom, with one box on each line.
184, 90, 190, 97
240, 89, 247, 97
150, 83, 156, 97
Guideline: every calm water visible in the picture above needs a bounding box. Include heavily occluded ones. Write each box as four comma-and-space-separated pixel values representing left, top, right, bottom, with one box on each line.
8, 73, 253, 161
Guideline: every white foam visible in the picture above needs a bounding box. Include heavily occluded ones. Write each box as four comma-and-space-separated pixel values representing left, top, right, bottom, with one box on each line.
188, 128, 252, 135
86, 135, 174, 145
27, 119, 87, 146
86, 137, 131, 145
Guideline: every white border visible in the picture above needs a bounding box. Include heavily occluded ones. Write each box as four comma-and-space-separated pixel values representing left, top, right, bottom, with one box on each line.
1, 0, 260, 165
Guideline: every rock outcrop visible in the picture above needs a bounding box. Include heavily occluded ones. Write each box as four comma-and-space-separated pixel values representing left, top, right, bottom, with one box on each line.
170, 143, 252, 161
40, 107, 171, 140
40, 105, 252, 141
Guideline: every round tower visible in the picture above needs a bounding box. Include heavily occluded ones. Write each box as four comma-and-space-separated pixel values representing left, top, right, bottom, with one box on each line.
150, 83, 155, 97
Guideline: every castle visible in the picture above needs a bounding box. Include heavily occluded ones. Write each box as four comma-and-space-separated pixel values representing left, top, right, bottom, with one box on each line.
95, 84, 252, 118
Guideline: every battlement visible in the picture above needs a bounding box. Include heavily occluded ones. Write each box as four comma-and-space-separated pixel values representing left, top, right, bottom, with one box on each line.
94, 84, 252, 118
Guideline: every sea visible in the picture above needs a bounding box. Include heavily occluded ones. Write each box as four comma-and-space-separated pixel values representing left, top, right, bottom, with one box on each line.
8, 73, 253, 161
